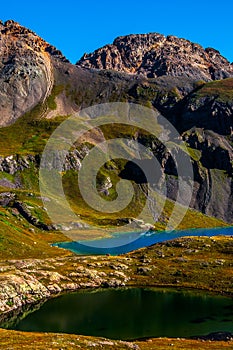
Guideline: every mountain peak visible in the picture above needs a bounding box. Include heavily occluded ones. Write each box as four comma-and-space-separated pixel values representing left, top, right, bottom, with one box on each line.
77, 33, 233, 81
0, 19, 68, 62
0, 19, 69, 126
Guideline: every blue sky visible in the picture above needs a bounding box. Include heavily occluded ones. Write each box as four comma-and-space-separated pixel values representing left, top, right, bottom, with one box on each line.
1, 0, 233, 64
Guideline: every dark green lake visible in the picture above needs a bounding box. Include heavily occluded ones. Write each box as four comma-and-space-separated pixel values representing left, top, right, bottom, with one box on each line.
9, 288, 233, 340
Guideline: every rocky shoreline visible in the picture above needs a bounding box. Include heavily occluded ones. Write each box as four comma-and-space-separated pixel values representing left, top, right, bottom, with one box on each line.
0, 254, 131, 321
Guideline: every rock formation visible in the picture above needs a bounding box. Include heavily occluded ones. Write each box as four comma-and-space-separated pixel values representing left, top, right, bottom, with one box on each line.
0, 20, 66, 125
77, 33, 233, 80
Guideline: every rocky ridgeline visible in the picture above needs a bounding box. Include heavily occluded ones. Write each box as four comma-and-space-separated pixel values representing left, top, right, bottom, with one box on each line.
0, 20, 68, 61
1, 21, 233, 126
77, 33, 233, 80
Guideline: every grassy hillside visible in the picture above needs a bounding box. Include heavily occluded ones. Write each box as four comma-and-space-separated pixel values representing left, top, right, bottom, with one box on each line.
0, 205, 70, 259
0, 78, 232, 260
0, 329, 232, 350
194, 78, 233, 102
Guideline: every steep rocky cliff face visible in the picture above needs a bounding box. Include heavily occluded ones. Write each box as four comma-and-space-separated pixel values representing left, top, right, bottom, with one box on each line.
182, 129, 233, 221
0, 20, 68, 125
77, 33, 233, 80
176, 79, 233, 135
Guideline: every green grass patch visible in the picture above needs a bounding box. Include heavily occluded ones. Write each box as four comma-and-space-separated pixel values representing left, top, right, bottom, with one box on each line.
194, 78, 233, 102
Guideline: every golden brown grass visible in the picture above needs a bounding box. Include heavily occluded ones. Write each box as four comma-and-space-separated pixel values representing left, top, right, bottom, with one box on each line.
0, 328, 232, 350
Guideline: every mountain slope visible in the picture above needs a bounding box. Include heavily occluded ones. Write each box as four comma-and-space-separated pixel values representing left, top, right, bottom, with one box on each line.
0, 20, 233, 231
0, 22, 232, 350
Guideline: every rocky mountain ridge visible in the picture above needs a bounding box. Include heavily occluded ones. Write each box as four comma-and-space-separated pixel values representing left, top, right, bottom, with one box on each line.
77, 33, 233, 80
1, 21, 233, 127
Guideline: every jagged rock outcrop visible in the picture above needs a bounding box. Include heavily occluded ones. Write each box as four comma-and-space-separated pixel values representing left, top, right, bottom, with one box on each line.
77, 33, 233, 80
184, 129, 233, 173
0, 150, 87, 175
0, 154, 36, 174
0, 192, 15, 206
176, 79, 233, 135
13, 201, 54, 230
0, 20, 69, 126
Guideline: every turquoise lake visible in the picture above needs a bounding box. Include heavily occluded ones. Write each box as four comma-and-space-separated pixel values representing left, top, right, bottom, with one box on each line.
54, 226, 233, 255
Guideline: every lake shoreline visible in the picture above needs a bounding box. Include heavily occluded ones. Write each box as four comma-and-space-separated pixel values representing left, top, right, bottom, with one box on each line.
53, 226, 233, 255
1, 283, 233, 328
8, 288, 233, 340
0, 235, 232, 330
